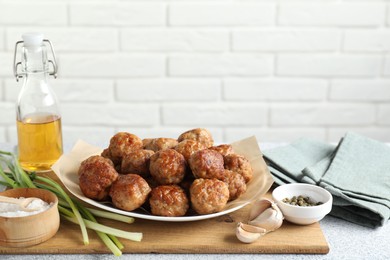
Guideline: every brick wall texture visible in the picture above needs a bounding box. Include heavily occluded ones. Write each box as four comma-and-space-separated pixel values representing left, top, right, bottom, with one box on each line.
1, 0, 389, 147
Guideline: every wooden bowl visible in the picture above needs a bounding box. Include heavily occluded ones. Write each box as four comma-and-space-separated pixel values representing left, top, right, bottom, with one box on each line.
0, 188, 60, 247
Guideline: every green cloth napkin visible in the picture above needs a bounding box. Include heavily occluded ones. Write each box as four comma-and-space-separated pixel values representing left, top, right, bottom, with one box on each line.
264, 138, 335, 184
263, 132, 390, 228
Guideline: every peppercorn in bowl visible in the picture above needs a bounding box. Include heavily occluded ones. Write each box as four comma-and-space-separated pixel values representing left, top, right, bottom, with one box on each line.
272, 183, 332, 225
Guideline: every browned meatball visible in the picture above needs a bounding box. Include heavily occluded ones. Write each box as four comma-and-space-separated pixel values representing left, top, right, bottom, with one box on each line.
188, 149, 224, 180
174, 139, 206, 162
190, 178, 229, 215
121, 149, 155, 177
178, 128, 214, 148
224, 154, 253, 183
149, 185, 189, 217
149, 149, 186, 185
101, 148, 111, 160
109, 174, 151, 211
78, 155, 118, 201
221, 170, 246, 201
101, 148, 120, 166
108, 132, 143, 162
209, 144, 234, 156
142, 138, 154, 149
144, 138, 178, 152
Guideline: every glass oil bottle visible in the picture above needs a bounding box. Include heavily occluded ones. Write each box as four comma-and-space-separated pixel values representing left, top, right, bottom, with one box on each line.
13, 33, 63, 172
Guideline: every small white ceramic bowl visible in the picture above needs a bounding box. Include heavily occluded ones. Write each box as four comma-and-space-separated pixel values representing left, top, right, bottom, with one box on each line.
272, 183, 332, 225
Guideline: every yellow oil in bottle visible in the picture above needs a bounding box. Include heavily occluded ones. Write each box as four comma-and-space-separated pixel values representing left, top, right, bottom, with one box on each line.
17, 113, 63, 172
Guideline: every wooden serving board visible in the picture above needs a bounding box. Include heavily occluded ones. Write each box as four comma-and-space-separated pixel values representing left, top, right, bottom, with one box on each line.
0, 191, 329, 255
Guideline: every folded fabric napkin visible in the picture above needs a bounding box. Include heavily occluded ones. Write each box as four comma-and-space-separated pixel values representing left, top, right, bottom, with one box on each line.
264, 138, 335, 185
263, 132, 390, 228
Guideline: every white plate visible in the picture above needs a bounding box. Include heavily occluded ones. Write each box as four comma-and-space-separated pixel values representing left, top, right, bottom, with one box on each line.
52, 138, 274, 222
68, 190, 250, 222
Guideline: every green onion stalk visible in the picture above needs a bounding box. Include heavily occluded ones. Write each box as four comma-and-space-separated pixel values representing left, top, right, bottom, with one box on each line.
0, 150, 142, 256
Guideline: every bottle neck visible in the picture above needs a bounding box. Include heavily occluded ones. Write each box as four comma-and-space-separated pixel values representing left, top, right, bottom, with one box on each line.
15, 36, 60, 122
24, 71, 48, 83
17, 46, 58, 120
21, 71, 50, 96
22, 45, 49, 74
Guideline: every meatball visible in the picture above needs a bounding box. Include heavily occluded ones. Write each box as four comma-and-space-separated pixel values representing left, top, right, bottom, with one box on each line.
149, 149, 186, 185
142, 138, 154, 149
178, 128, 214, 148
174, 139, 206, 162
209, 144, 234, 156
109, 174, 151, 211
224, 154, 253, 183
222, 170, 246, 201
108, 132, 143, 162
101, 148, 120, 166
121, 149, 155, 177
149, 185, 189, 217
190, 178, 229, 215
78, 155, 118, 201
188, 149, 224, 180
144, 138, 178, 152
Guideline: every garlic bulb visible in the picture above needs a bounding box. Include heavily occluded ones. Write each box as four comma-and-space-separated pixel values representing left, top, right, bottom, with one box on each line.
236, 198, 284, 244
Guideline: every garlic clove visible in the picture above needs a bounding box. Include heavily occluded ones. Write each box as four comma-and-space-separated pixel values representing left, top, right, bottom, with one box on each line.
248, 198, 273, 221
248, 207, 283, 232
236, 198, 284, 244
240, 222, 267, 234
235, 222, 266, 244
248, 198, 284, 232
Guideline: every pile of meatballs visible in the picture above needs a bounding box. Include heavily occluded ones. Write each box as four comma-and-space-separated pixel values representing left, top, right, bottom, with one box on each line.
78, 128, 253, 217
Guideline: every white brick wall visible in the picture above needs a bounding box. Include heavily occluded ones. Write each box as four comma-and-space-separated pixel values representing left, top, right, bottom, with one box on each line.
70, 3, 166, 26
121, 29, 229, 52
1, 0, 390, 147
60, 54, 165, 77
169, 54, 273, 76
224, 79, 328, 101
169, 3, 275, 26
232, 29, 341, 51
0, 3, 67, 26
116, 79, 220, 102
278, 3, 385, 26
277, 54, 382, 77
270, 104, 376, 126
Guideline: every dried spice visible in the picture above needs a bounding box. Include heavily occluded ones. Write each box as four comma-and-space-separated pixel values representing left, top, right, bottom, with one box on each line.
282, 195, 323, 207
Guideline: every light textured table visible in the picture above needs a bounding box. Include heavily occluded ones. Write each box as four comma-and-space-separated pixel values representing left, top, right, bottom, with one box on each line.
1, 142, 389, 260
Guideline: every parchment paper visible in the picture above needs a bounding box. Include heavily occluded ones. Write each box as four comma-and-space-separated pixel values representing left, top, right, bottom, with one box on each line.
51, 136, 274, 221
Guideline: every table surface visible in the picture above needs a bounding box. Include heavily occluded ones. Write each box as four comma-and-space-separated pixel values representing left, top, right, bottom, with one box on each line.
0, 142, 389, 260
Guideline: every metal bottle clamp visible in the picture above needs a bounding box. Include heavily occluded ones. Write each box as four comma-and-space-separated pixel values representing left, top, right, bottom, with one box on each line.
13, 39, 58, 82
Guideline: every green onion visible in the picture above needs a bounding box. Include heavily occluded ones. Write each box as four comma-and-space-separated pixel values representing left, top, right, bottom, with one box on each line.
0, 165, 17, 188
36, 176, 90, 245
0, 150, 142, 256
85, 207, 134, 224
62, 215, 142, 242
